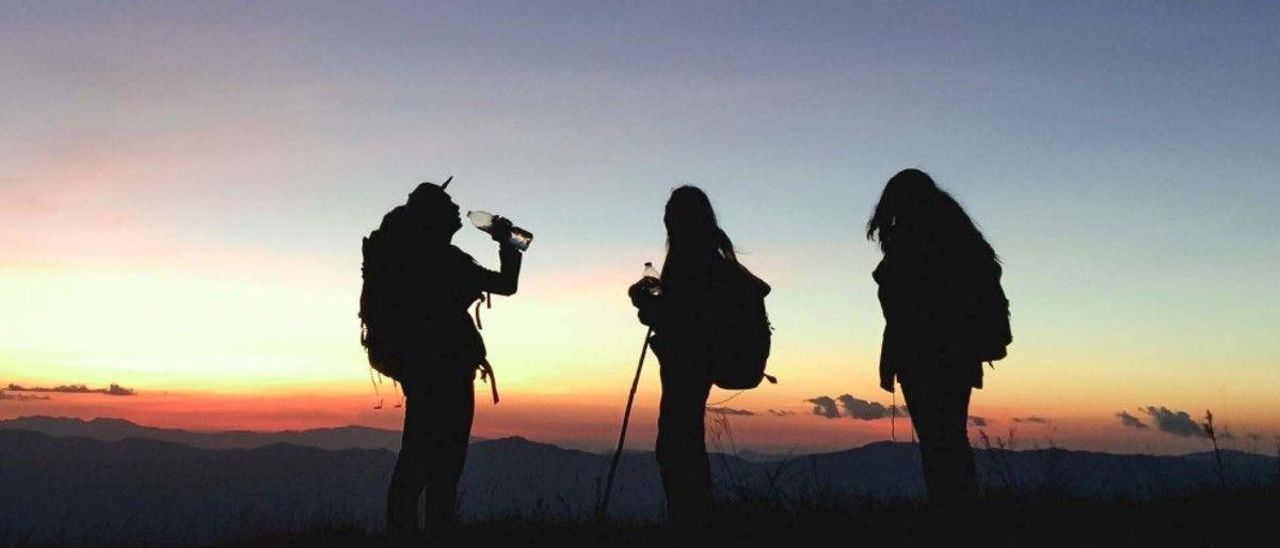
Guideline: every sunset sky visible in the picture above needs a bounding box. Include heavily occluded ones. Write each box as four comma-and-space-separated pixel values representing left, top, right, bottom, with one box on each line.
3, 2, 1278, 455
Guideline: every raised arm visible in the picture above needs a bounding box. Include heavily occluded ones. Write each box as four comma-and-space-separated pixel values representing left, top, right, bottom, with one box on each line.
478, 242, 522, 296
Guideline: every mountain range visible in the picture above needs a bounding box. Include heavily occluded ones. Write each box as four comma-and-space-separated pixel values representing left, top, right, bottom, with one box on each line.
0, 415, 407, 451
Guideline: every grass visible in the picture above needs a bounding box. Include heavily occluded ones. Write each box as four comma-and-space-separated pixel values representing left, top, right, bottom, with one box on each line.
1275, 435, 1280, 490
27, 494, 1277, 547
207, 489, 1279, 548
1203, 409, 1228, 491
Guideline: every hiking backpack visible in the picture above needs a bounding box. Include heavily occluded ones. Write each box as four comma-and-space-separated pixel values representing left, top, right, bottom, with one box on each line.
358, 212, 409, 382
973, 262, 1012, 364
707, 268, 776, 390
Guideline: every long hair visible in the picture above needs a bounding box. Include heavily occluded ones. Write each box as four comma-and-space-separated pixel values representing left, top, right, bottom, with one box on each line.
866, 169, 996, 261
662, 185, 739, 275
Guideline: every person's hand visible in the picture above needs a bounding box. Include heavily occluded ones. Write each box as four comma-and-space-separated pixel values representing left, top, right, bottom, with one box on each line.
489, 215, 514, 243
628, 280, 645, 302
628, 278, 661, 302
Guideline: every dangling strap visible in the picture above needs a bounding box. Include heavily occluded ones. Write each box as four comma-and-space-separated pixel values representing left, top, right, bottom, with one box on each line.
890, 389, 897, 442
369, 368, 384, 410
473, 292, 492, 330
471, 294, 497, 403
477, 358, 499, 404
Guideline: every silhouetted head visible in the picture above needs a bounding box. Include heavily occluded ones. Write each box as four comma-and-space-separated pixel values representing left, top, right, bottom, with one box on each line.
663, 185, 738, 266
405, 177, 461, 242
867, 169, 995, 259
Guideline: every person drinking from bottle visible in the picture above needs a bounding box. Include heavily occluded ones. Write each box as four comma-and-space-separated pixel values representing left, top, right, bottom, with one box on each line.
627, 185, 769, 529
367, 179, 524, 544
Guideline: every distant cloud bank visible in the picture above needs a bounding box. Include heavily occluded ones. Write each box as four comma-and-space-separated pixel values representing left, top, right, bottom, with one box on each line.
5, 383, 135, 396
707, 407, 754, 416
0, 390, 52, 401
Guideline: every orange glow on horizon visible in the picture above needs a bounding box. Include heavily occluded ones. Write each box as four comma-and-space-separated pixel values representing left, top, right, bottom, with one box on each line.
4, 386, 1274, 456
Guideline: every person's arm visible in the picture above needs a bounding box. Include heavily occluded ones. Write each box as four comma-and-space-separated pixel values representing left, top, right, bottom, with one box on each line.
875, 257, 907, 393
879, 323, 897, 393
475, 216, 522, 296
478, 242, 521, 296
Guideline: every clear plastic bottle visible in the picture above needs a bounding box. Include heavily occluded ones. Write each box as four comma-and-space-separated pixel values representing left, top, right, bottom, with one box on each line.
641, 261, 662, 296
467, 210, 533, 251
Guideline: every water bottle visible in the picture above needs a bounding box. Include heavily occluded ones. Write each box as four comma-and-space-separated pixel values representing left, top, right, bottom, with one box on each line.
641, 261, 662, 296
467, 211, 533, 251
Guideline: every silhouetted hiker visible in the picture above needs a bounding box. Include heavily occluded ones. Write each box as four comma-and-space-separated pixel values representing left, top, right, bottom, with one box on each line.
629, 186, 770, 528
359, 179, 523, 543
867, 169, 1011, 507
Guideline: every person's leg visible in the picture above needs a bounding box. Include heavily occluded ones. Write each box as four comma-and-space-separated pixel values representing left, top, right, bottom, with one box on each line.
386, 383, 430, 536
421, 381, 476, 535
686, 380, 712, 520
655, 377, 713, 527
901, 379, 976, 506
935, 382, 977, 502
900, 380, 945, 502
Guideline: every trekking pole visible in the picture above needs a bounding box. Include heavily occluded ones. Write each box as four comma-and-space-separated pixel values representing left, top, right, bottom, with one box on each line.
598, 327, 653, 519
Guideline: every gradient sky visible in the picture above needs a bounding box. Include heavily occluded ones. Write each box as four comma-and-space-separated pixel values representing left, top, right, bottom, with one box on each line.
3, 1, 1279, 455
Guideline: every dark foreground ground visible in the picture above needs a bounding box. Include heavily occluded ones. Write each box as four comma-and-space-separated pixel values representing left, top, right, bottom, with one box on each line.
222, 491, 1277, 548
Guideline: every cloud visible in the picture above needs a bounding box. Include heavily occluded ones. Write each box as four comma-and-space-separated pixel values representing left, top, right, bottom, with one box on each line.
767, 409, 795, 417
1140, 406, 1205, 438
707, 407, 754, 416
5, 383, 135, 396
1246, 433, 1263, 442
106, 384, 136, 396
836, 394, 898, 421
806, 396, 840, 419
807, 394, 905, 421
0, 390, 51, 401
1013, 416, 1050, 424
1115, 411, 1149, 429
968, 416, 989, 427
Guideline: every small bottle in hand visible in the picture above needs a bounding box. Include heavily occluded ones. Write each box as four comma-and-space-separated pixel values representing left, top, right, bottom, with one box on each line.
467, 210, 533, 251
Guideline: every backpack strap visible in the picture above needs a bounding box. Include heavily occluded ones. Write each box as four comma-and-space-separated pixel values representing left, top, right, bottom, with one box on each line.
369, 367, 384, 410
477, 358, 499, 404
472, 292, 492, 330
469, 293, 497, 404
890, 389, 897, 442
